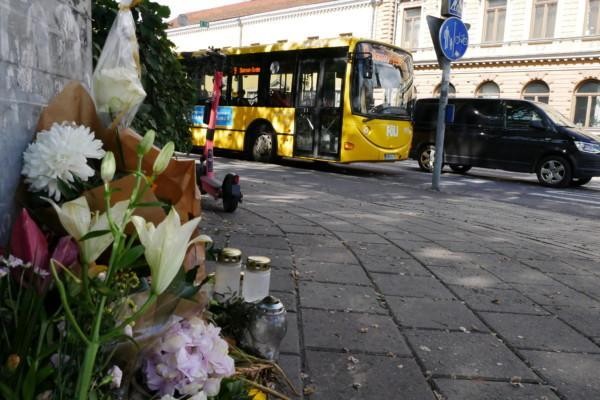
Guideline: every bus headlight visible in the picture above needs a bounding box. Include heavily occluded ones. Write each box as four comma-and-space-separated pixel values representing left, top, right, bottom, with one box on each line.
361, 126, 371, 135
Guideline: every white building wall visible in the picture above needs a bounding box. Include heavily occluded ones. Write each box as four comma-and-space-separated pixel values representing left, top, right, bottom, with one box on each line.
168, 0, 373, 52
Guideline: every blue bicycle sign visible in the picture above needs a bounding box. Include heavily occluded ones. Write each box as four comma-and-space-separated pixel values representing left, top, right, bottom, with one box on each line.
439, 17, 469, 61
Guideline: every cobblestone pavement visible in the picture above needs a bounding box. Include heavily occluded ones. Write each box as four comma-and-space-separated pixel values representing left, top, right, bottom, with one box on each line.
199, 159, 600, 400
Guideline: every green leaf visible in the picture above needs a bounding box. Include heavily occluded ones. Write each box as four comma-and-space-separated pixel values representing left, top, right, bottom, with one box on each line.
79, 230, 111, 241
116, 245, 145, 270
0, 383, 15, 400
22, 363, 37, 400
35, 365, 54, 384
166, 265, 200, 299
93, 281, 116, 297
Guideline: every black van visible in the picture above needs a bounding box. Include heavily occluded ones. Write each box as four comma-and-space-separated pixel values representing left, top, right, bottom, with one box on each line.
410, 98, 600, 187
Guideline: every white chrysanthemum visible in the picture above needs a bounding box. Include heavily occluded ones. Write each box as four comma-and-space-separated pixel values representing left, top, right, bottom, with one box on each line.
22, 122, 105, 201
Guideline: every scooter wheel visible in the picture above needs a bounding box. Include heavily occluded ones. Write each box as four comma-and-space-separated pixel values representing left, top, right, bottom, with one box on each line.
222, 173, 239, 213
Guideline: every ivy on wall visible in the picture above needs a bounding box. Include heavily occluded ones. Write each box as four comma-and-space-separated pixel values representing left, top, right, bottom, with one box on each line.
92, 0, 196, 152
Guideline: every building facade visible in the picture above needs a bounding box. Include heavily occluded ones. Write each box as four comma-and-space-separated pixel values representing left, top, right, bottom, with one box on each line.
167, 0, 600, 133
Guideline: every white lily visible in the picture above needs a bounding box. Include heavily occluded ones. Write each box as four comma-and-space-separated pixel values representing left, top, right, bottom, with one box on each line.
46, 196, 129, 263
131, 209, 212, 295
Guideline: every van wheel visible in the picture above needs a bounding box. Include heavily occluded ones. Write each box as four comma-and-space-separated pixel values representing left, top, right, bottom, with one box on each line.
449, 164, 472, 173
250, 126, 276, 162
536, 156, 572, 188
570, 176, 592, 187
417, 144, 436, 173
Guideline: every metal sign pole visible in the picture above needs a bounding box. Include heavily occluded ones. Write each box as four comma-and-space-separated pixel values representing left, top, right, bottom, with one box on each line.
432, 58, 450, 191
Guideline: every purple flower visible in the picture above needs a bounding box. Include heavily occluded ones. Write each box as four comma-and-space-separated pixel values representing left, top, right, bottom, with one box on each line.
142, 318, 235, 397
108, 365, 123, 389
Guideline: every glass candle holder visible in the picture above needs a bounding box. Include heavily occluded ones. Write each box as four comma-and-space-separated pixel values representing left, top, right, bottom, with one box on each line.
214, 247, 242, 300
242, 256, 271, 303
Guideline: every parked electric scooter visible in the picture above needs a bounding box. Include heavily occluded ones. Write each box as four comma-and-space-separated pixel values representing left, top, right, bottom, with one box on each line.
196, 49, 243, 212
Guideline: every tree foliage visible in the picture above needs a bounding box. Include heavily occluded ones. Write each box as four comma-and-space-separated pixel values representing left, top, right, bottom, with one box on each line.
92, 0, 195, 152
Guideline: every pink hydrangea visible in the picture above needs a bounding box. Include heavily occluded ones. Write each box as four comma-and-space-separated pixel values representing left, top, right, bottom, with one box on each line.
142, 317, 235, 397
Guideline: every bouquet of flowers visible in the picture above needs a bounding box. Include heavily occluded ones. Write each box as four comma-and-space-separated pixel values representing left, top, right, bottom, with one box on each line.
1, 0, 293, 398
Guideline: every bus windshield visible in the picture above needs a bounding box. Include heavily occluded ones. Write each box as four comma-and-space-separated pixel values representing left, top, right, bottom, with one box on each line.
351, 42, 414, 119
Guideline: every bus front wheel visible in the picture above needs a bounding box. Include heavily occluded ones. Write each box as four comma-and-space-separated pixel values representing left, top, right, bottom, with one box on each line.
251, 129, 276, 162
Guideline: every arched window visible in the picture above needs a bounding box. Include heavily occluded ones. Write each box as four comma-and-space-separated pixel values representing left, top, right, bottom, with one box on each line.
573, 79, 600, 128
433, 82, 456, 97
476, 81, 500, 98
522, 80, 550, 103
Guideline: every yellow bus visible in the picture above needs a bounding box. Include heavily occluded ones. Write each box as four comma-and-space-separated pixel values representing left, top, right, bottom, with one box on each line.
183, 36, 415, 163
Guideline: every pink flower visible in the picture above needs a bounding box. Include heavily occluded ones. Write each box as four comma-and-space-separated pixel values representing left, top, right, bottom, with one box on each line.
10, 209, 48, 271
142, 318, 234, 397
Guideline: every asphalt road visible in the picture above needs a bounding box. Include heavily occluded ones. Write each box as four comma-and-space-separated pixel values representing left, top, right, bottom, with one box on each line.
206, 154, 600, 219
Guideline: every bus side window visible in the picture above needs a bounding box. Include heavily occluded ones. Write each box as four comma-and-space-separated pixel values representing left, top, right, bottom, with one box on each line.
268, 58, 294, 107
231, 57, 261, 106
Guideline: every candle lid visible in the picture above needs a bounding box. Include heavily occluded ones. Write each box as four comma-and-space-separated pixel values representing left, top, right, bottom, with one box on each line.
246, 256, 271, 271
256, 295, 284, 313
218, 247, 242, 263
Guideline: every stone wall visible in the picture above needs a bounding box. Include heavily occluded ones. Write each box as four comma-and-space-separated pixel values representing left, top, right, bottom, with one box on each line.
0, 0, 92, 244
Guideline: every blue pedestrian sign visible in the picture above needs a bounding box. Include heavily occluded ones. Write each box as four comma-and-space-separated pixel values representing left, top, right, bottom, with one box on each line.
442, 0, 463, 18
439, 17, 469, 61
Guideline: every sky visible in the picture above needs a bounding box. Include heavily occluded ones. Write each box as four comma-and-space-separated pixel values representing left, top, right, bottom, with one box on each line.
155, 0, 246, 18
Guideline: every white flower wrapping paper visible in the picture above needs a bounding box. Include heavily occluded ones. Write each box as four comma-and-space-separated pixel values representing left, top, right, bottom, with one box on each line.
92, 1, 146, 128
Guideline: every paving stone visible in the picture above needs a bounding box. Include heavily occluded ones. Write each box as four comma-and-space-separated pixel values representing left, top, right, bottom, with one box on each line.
522, 350, 600, 400
482, 264, 557, 285
228, 233, 289, 250
296, 262, 371, 285
522, 259, 595, 275
390, 239, 432, 253
435, 379, 560, 400
278, 223, 331, 235
271, 290, 297, 313
350, 243, 412, 258
299, 281, 385, 314
411, 247, 472, 267
241, 246, 293, 269
305, 351, 435, 400
372, 274, 456, 299
294, 246, 358, 264
386, 297, 487, 331
302, 309, 410, 354
511, 283, 600, 308
270, 267, 296, 292
319, 220, 371, 233
480, 312, 599, 353
430, 265, 507, 288
280, 312, 300, 355
450, 285, 550, 315
439, 241, 496, 254
359, 256, 430, 275
565, 258, 600, 274
546, 273, 600, 301
286, 233, 342, 247
406, 331, 537, 380
547, 305, 600, 338
336, 231, 389, 243
494, 247, 553, 261
276, 354, 304, 399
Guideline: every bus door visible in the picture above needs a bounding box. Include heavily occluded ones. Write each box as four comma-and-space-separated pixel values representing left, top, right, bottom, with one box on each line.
294, 56, 345, 159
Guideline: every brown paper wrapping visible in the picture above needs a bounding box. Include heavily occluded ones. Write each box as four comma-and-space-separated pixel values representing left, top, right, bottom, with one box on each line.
33, 81, 205, 269
35, 81, 201, 223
